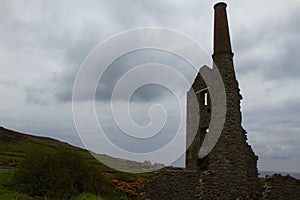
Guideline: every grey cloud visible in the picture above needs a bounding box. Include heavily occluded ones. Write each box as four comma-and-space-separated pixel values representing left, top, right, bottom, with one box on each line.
54, 49, 196, 103
243, 98, 300, 166
16, 0, 211, 104
233, 3, 300, 169
235, 5, 300, 81
18, 0, 204, 104
88, 97, 183, 155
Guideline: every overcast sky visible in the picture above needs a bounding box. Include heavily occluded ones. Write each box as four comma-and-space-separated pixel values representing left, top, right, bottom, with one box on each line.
0, 0, 300, 172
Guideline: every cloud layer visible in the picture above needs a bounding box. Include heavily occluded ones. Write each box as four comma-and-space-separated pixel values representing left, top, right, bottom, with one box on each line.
0, 0, 300, 171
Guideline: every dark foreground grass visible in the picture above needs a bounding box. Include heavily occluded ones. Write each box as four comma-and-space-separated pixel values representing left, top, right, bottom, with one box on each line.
0, 170, 137, 200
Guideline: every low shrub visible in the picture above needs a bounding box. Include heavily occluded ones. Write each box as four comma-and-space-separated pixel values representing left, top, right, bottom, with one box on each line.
12, 150, 115, 199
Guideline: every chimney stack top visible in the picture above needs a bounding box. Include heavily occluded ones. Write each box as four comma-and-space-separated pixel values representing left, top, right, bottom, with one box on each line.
214, 2, 227, 9
213, 2, 233, 57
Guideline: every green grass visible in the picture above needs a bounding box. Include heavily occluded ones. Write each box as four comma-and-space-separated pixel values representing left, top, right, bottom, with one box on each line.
0, 128, 105, 169
0, 171, 13, 195
0, 171, 37, 200
0, 171, 123, 200
0, 193, 48, 200
71, 193, 104, 200
0, 192, 108, 200
256, 177, 266, 199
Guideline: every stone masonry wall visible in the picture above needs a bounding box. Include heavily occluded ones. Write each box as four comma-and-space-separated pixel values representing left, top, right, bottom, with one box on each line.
263, 174, 300, 200
145, 168, 258, 200
186, 73, 210, 171
202, 53, 258, 199
144, 168, 199, 200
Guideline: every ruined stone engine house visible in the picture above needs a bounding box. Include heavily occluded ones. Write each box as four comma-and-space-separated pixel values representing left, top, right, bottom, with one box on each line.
145, 3, 259, 200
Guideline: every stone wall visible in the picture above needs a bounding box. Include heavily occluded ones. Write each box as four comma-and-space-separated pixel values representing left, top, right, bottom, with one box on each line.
145, 168, 259, 200
144, 168, 199, 200
263, 174, 300, 200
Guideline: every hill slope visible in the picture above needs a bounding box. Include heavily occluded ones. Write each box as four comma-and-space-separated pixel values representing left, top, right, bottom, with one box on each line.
0, 126, 99, 168
0, 126, 162, 172
0, 126, 158, 198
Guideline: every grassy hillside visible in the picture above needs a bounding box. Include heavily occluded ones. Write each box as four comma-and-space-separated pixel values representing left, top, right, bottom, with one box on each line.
1, 126, 69, 162
0, 126, 155, 199
0, 126, 98, 168
0, 126, 163, 172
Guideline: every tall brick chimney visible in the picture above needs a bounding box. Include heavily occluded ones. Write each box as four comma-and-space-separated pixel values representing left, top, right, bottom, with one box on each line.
213, 2, 233, 56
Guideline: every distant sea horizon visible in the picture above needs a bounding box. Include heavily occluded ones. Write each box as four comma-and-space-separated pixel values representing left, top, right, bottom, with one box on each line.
259, 170, 300, 179
1, 168, 300, 179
